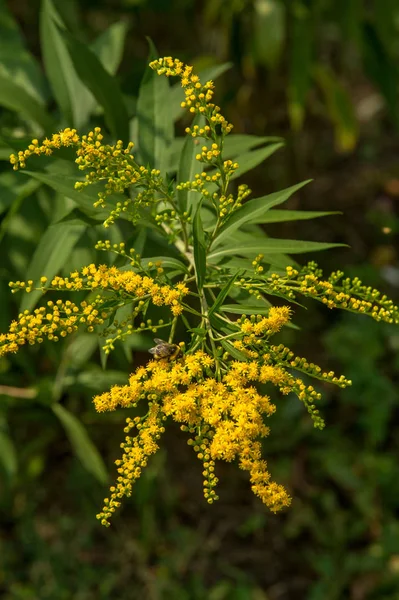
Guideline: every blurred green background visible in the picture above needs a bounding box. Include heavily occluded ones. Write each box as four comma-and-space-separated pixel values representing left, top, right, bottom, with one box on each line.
1, 0, 399, 598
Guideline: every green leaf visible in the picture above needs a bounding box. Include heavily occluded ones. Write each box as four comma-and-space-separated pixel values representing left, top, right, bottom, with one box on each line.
221, 304, 272, 315
314, 65, 358, 152
40, 0, 93, 128
208, 273, 240, 317
0, 74, 54, 132
52, 403, 108, 484
229, 143, 284, 180
74, 21, 129, 124
251, 209, 340, 224
59, 27, 130, 142
20, 220, 86, 312
212, 180, 311, 248
192, 201, 207, 291
22, 171, 117, 221
136, 39, 173, 173
208, 238, 346, 262
288, 3, 312, 130
177, 114, 205, 214
91, 21, 128, 76
0, 0, 47, 101
253, 0, 285, 68
223, 134, 283, 158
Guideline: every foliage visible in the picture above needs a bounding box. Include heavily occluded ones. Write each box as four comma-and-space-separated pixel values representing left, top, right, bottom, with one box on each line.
1, 1, 399, 598
1, 33, 398, 530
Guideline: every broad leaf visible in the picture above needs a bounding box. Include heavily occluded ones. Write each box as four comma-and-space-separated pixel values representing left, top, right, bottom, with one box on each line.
52, 403, 108, 484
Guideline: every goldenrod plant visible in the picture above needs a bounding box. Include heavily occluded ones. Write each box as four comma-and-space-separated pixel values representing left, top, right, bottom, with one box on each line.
2, 57, 398, 527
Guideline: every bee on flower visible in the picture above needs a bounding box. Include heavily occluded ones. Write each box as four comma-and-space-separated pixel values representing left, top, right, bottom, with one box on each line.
149, 338, 181, 361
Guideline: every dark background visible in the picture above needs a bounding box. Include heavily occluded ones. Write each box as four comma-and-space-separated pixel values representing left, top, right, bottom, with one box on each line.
1, 1, 399, 598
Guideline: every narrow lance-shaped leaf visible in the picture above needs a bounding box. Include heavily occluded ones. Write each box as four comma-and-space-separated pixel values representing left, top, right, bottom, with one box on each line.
20, 220, 86, 312
136, 39, 173, 174
52, 404, 108, 484
221, 303, 272, 315
229, 142, 284, 180
40, 0, 91, 128
211, 180, 312, 249
0, 75, 54, 132
222, 134, 283, 158
250, 209, 340, 224
208, 238, 346, 262
59, 28, 130, 143
208, 273, 240, 317
192, 201, 207, 292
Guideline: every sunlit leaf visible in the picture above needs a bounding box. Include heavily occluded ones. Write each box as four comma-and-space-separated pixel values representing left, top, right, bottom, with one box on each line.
212, 180, 311, 248
208, 238, 345, 262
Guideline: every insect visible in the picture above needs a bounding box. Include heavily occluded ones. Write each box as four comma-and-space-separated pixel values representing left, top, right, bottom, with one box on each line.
148, 338, 181, 361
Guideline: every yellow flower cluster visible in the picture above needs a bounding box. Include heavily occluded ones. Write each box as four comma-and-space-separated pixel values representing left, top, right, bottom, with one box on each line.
265, 264, 399, 324
9, 127, 167, 227
94, 352, 291, 526
239, 306, 292, 340
9, 264, 189, 316
1, 265, 190, 358
0, 299, 105, 357
9, 128, 80, 169
149, 57, 233, 136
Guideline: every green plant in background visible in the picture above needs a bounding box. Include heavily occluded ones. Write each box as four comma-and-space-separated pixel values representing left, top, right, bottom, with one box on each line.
2, 48, 398, 528
204, 0, 399, 151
